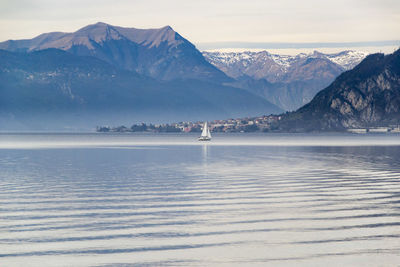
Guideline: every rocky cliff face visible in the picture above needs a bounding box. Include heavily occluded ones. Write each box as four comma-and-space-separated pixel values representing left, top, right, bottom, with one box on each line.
279, 49, 400, 131
0, 22, 229, 82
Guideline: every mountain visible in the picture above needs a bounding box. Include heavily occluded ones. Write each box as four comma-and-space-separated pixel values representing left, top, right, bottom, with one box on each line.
203, 50, 368, 110
203, 50, 367, 81
0, 22, 230, 82
0, 49, 281, 130
278, 49, 400, 132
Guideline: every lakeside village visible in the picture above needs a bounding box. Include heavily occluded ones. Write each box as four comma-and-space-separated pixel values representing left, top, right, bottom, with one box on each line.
97, 114, 400, 134
97, 115, 282, 133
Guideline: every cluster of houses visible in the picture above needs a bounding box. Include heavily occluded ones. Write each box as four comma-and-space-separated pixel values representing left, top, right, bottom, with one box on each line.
178, 115, 282, 133
97, 115, 282, 133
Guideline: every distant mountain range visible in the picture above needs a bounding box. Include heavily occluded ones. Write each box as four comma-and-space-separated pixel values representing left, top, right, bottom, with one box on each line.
278, 48, 400, 131
0, 22, 287, 129
203, 50, 368, 110
203, 50, 366, 80
0, 22, 391, 131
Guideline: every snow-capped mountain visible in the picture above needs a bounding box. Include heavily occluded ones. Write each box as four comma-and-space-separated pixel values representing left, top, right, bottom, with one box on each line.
202, 50, 369, 111
202, 50, 368, 81
325, 50, 370, 70
203, 51, 285, 82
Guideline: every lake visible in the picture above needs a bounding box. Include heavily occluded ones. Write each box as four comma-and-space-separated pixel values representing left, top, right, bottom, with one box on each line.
1, 133, 400, 266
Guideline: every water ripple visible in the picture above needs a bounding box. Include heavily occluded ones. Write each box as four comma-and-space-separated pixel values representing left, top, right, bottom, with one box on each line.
1, 134, 400, 266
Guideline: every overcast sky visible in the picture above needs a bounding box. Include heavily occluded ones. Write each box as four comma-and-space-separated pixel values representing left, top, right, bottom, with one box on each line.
1, 0, 399, 52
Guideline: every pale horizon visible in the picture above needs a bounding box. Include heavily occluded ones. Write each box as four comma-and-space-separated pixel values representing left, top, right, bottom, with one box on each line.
0, 20, 398, 55
1, 0, 399, 51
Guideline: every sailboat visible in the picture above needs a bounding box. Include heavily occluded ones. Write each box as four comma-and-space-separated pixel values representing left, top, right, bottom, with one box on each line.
198, 122, 212, 141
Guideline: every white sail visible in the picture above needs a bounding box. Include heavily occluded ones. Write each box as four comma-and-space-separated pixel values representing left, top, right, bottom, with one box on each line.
199, 122, 211, 141
207, 127, 212, 138
201, 122, 208, 137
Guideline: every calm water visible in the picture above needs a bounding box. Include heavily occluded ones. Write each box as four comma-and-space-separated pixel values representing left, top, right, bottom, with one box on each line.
1, 133, 400, 266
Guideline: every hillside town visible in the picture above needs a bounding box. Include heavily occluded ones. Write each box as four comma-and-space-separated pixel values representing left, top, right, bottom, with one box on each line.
96, 115, 282, 133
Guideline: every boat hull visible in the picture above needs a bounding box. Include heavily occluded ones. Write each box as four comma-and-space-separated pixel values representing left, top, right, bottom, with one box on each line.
198, 137, 211, 141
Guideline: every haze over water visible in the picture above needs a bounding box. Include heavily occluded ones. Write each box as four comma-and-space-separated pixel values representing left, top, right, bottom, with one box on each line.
1, 133, 400, 266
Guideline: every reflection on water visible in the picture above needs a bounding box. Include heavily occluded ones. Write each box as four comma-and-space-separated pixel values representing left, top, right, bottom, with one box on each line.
202, 143, 209, 165
0, 133, 400, 266
1, 132, 400, 148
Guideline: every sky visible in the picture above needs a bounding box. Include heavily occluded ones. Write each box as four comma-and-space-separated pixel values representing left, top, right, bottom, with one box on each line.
0, 0, 399, 53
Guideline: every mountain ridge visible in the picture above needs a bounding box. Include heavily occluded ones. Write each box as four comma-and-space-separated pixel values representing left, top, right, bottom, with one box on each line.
0, 22, 230, 82
0, 23, 183, 51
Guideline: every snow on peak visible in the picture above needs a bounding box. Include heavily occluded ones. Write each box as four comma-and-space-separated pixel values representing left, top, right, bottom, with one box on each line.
325, 50, 370, 70
203, 49, 369, 73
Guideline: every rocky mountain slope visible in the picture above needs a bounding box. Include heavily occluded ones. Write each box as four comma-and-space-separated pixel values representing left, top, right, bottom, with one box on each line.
0, 22, 229, 82
0, 49, 281, 130
278, 48, 400, 131
203, 50, 368, 110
